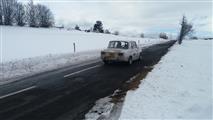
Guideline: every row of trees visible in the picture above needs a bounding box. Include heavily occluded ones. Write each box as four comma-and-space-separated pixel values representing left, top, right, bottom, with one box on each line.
74, 20, 120, 35
72, 15, 194, 42
86, 18, 193, 41
139, 32, 169, 39
90, 16, 193, 43
0, 0, 54, 27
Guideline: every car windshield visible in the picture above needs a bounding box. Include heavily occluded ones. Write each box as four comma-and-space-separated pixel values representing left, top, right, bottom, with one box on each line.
108, 41, 129, 49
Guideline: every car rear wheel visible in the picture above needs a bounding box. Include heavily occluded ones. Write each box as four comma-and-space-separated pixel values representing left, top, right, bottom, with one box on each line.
139, 53, 142, 61
103, 60, 110, 65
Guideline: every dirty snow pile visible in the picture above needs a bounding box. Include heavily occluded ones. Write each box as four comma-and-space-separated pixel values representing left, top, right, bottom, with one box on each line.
85, 97, 114, 120
0, 26, 169, 85
85, 89, 124, 120
119, 40, 212, 119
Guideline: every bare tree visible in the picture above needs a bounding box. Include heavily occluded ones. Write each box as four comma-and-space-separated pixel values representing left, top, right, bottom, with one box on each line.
2, 0, 17, 25
27, 0, 38, 27
0, 0, 55, 28
104, 29, 111, 34
140, 33, 144, 38
36, 4, 54, 27
159, 32, 168, 39
113, 31, 119, 35
15, 2, 25, 26
191, 36, 198, 40
0, 0, 3, 25
178, 15, 193, 44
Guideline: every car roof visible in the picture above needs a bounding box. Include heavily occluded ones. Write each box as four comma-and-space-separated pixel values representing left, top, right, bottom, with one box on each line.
110, 40, 136, 43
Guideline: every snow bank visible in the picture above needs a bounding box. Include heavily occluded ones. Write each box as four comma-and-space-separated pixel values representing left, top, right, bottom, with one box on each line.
0, 50, 100, 85
119, 40, 212, 119
0, 26, 168, 85
85, 97, 114, 120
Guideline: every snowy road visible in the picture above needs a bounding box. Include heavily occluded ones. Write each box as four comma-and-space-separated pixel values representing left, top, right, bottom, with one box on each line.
0, 41, 176, 120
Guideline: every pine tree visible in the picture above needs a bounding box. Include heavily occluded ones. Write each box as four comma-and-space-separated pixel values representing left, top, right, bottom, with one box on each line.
74, 25, 81, 31
93, 21, 104, 33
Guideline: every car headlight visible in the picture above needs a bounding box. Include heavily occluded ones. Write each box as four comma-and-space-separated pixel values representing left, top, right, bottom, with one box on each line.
101, 51, 106, 55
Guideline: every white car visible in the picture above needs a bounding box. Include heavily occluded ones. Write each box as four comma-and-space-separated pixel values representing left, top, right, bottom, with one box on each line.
101, 40, 142, 64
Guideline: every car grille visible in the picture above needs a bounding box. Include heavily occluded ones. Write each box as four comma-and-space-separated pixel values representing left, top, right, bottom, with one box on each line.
108, 53, 115, 56
105, 52, 116, 59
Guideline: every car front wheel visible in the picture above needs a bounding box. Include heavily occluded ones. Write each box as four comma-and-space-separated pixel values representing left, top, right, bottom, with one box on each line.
128, 57, 133, 65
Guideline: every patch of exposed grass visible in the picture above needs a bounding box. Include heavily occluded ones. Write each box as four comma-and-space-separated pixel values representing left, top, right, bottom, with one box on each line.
110, 66, 153, 104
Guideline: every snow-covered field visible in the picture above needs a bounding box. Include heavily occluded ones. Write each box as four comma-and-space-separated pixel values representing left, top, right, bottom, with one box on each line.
0, 26, 168, 85
1, 26, 165, 62
119, 40, 212, 119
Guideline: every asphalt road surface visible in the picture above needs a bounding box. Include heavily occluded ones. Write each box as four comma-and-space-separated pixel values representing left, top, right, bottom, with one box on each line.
0, 40, 176, 120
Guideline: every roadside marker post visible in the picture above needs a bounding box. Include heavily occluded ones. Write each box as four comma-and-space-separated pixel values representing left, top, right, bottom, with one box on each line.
73, 42, 76, 53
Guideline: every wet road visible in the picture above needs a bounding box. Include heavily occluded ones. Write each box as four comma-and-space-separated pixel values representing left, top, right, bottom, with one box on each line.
0, 40, 176, 120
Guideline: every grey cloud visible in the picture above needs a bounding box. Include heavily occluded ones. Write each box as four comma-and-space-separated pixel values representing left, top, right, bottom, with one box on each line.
32, 0, 212, 37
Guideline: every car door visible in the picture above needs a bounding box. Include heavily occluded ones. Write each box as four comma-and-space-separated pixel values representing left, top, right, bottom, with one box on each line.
134, 42, 140, 59
131, 42, 138, 60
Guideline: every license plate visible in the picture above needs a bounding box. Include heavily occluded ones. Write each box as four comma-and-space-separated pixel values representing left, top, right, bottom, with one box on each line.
106, 53, 115, 59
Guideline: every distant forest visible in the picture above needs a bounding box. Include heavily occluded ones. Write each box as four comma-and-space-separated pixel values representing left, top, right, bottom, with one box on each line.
0, 0, 54, 27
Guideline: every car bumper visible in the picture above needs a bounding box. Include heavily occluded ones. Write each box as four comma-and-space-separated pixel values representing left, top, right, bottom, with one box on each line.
101, 56, 128, 62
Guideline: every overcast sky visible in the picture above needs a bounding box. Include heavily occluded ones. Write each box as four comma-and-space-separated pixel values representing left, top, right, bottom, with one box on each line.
25, 0, 212, 37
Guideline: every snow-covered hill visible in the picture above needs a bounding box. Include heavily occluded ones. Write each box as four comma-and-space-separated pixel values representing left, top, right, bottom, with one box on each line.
1, 26, 166, 62
0, 26, 169, 85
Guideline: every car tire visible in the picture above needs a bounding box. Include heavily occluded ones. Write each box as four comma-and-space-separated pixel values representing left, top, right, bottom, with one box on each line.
128, 57, 133, 65
139, 53, 142, 61
103, 60, 110, 65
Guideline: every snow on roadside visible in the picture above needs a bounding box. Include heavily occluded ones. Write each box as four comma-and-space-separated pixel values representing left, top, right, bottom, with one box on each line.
0, 50, 100, 85
85, 97, 114, 120
119, 40, 212, 119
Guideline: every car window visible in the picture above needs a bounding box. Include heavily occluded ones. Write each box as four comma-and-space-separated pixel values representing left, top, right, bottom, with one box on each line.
130, 42, 137, 49
133, 42, 138, 48
108, 41, 129, 49
130, 43, 134, 49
